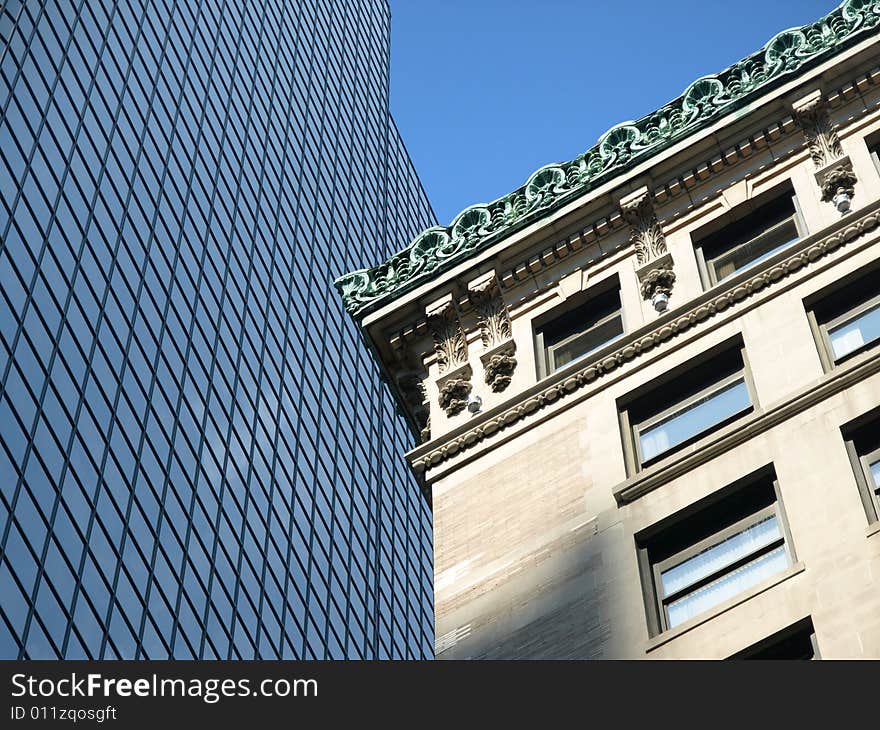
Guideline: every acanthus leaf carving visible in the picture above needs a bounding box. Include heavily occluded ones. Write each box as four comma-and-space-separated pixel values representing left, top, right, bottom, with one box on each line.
468, 272, 512, 348
793, 89, 858, 207
469, 272, 517, 392
620, 188, 667, 265
426, 295, 468, 373
792, 90, 844, 168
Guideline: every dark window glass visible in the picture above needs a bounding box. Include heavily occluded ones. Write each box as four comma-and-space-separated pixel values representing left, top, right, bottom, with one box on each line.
535, 282, 623, 377
841, 409, 880, 524
695, 188, 803, 286
730, 618, 819, 659
868, 138, 880, 175
809, 264, 880, 368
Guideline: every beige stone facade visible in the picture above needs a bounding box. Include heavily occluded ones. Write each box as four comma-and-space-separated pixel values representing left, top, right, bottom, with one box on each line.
352, 30, 880, 658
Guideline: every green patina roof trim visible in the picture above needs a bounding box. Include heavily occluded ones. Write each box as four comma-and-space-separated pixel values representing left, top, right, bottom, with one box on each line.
336, 0, 880, 320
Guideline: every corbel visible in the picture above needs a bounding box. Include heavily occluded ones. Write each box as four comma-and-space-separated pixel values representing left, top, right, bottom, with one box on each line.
620, 186, 676, 312
467, 271, 517, 393
792, 89, 856, 213
390, 334, 431, 443
426, 293, 472, 417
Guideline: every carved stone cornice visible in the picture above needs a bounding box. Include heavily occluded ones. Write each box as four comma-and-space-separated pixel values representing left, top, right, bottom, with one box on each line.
336, 1, 880, 319
409, 200, 880, 474
375, 66, 878, 355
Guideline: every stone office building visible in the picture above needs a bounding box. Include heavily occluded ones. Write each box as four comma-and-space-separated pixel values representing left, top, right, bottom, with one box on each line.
337, 1, 880, 659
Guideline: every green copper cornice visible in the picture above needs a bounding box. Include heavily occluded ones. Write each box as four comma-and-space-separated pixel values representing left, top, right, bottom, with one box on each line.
336, 0, 880, 320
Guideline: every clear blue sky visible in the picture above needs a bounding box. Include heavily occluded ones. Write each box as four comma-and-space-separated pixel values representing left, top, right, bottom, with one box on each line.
389, 0, 836, 226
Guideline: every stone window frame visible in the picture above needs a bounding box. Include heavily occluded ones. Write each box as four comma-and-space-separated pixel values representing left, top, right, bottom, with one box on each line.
532, 275, 624, 381
804, 260, 880, 372
868, 132, 880, 177
692, 181, 808, 289
841, 407, 880, 525
728, 617, 820, 660
617, 337, 758, 476
635, 466, 796, 638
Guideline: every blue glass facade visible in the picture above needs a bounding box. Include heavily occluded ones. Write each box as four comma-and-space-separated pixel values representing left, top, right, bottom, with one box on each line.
0, 0, 436, 658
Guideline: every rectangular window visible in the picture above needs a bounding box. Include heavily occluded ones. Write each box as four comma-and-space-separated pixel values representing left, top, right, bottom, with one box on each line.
619, 340, 755, 472
868, 136, 880, 176
730, 618, 819, 659
694, 185, 805, 287
841, 408, 880, 524
534, 278, 623, 378
637, 469, 794, 636
807, 262, 880, 369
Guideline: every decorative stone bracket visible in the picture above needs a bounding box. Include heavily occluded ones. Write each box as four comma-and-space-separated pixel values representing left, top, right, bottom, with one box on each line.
815, 156, 857, 211
637, 253, 676, 313
792, 89, 857, 213
621, 186, 667, 265
426, 293, 472, 417
621, 187, 675, 312
481, 340, 517, 393
436, 363, 473, 417
395, 369, 431, 443
390, 334, 431, 443
468, 271, 517, 393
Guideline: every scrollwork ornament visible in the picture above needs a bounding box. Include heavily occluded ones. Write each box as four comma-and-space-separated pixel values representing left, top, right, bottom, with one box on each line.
820, 164, 858, 203
639, 267, 677, 301
484, 353, 517, 392
438, 378, 472, 417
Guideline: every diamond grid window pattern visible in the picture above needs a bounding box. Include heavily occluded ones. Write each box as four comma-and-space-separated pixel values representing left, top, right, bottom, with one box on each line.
0, 0, 436, 659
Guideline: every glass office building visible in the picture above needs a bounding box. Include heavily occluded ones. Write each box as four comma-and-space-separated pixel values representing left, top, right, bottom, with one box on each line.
0, 0, 435, 658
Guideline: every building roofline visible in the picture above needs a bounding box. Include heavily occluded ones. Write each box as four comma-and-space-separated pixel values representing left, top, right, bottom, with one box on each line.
335, 0, 880, 321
